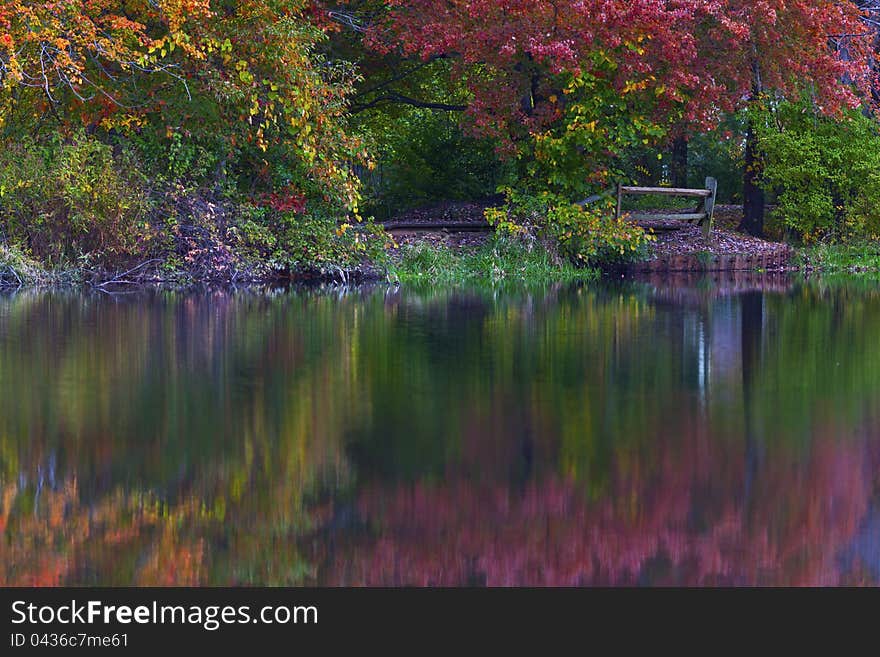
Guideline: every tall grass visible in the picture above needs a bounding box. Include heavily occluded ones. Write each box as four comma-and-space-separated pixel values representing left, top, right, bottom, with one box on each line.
797, 242, 880, 273
387, 237, 598, 286
0, 245, 47, 287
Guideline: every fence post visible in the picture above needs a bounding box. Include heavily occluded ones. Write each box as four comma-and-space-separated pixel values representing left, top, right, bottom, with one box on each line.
703, 177, 718, 238
615, 183, 623, 220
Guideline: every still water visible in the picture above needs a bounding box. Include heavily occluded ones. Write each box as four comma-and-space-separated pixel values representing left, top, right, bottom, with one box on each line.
2, 276, 880, 586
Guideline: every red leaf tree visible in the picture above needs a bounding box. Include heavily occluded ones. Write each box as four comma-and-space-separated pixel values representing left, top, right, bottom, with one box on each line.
342, 0, 872, 222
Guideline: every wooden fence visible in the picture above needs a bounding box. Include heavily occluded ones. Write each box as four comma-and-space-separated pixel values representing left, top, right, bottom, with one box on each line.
614, 177, 718, 237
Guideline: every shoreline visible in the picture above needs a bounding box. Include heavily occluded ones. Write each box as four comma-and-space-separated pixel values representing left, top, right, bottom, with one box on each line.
1, 253, 874, 293
3, 207, 878, 290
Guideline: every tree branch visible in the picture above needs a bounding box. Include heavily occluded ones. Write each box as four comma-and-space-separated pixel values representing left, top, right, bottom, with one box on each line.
351, 92, 467, 114
353, 55, 452, 100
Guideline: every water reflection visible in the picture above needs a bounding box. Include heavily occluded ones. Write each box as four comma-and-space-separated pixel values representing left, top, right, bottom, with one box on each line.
1, 276, 880, 585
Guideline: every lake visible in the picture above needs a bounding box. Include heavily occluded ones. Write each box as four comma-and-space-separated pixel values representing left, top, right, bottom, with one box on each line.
2, 274, 880, 586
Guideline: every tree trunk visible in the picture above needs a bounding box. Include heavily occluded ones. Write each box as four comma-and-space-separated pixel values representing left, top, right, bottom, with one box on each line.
740, 57, 765, 237
670, 136, 688, 189
739, 119, 765, 237
740, 291, 763, 504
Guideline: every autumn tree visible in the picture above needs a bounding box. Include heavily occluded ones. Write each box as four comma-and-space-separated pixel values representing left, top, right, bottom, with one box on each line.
354, 2, 708, 163
0, 2, 204, 128
0, 1, 365, 211
688, 1, 870, 235
337, 0, 872, 230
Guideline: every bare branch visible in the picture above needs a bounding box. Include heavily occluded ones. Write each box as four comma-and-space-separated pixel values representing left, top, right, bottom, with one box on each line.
351, 91, 467, 114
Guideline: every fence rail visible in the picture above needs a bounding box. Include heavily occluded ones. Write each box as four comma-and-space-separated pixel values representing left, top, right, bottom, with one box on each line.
615, 177, 718, 237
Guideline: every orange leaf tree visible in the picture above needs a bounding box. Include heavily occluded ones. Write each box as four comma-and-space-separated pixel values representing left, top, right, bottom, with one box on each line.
0, 1, 364, 211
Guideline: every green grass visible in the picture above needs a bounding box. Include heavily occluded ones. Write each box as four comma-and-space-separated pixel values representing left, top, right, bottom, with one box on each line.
0, 235, 598, 288
387, 237, 598, 286
796, 242, 880, 273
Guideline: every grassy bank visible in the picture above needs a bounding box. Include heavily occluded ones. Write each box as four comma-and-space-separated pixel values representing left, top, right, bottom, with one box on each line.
796, 242, 880, 274
0, 246, 67, 287
387, 237, 598, 286
0, 234, 598, 289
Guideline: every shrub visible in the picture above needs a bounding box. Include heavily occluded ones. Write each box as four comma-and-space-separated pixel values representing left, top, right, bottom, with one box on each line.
232, 204, 389, 274
130, 129, 222, 185
548, 202, 655, 266
0, 133, 151, 263
755, 100, 880, 242
0, 244, 45, 286
485, 190, 654, 267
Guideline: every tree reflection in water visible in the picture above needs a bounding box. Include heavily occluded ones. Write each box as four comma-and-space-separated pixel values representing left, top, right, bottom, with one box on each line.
1, 277, 879, 585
